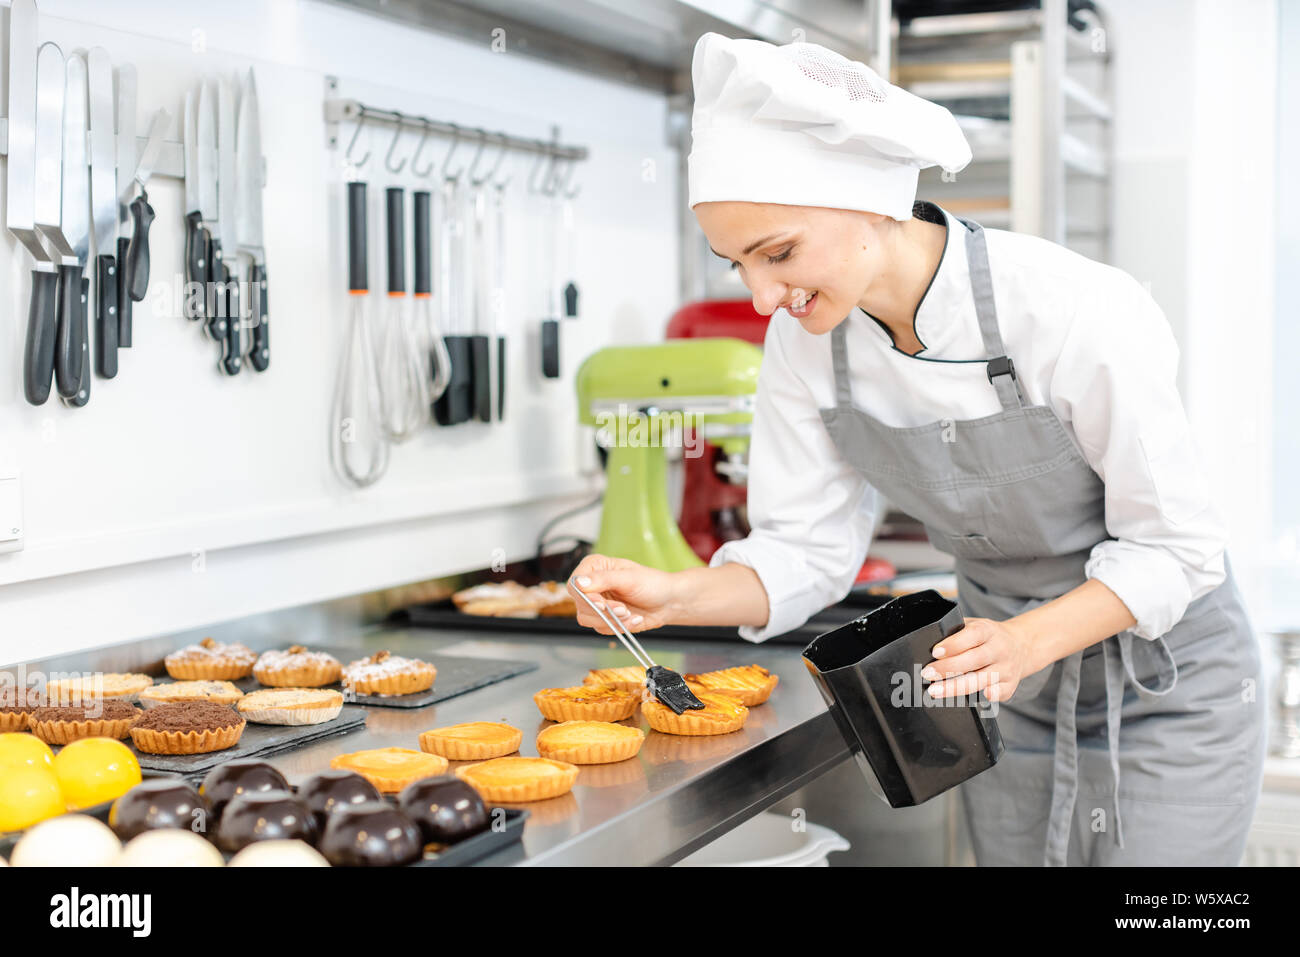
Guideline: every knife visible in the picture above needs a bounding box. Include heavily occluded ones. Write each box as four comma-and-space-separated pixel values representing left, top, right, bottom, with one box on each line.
31, 43, 83, 400
63, 277, 91, 408
122, 108, 167, 303
182, 85, 204, 323
114, 62, 136, 343
216, 74, 241, 375
6, 0, 58, 405
87, 47, 118, 378
197, 80, 223, 343
57, 53, 92, 407
235, 68, 268, 372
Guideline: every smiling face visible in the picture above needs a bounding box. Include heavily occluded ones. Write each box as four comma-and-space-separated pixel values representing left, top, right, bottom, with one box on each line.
694, 201, 891, 335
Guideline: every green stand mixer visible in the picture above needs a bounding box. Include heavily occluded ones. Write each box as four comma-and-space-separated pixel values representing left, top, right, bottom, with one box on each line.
575, 338, 763, 571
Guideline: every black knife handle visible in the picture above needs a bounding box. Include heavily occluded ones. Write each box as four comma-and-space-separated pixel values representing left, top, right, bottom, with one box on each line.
347, 181, 368, 293
126, 191, 155, 301
116, 236, 134, 346
496, 336, 506, 420
23, 269, 58, 405
386, 187, 405, 294
205, 236, 227, 341
471, 333, 491, 422
249, 263, 269, 372
541, 319, 560, 379
95, 253, 119, 378
413, 190, 431, 296
66, 277, 92, 408
564, 281, 579, 318
221, 262, 242, 376
54, 263, 86, 398
184, 211, 206, 321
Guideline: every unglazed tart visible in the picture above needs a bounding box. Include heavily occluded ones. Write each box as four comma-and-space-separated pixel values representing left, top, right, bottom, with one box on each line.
342, 651, 436, 697
139, 681, 244, 709
237, 688, 344, 726
28, 700, 141, 745
165, 638, 258, 680
129, 701, 247, 754
642, 690, 748, 736
330, 747, 448, 793
253, 646, 342, 688
582, 666, 646, 692
418, 722, 522, 761
536, 721, 644, 765
455, 757, 579, 802
46, 673, 153, 704
533, 685, 639, 722
684, 665, 779, 706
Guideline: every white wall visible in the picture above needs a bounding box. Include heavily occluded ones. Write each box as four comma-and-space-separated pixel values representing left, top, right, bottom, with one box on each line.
1107, 0, 1279, 610
0, 0, 681, 658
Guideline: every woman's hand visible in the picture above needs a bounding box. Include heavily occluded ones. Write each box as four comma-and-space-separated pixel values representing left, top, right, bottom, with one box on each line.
566, 554, 680, 634
921, 618, 1037, 703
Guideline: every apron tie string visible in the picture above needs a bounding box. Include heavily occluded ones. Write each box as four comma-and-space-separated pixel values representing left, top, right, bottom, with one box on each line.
1044, 633, 1179, 866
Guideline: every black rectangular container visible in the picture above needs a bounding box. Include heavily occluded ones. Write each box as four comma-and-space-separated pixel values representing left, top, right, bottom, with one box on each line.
802, 589, 1003, 807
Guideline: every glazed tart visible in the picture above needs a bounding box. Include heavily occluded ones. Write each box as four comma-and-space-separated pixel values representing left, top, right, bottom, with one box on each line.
536, 721, 644, 765
129, 701, 247, 755
253, 646, 342, 688
330, 747, 449, 793
456, 757, 579, 803
533, 685, 639, 723
46, 673, 153, 704
582, 666, 647, 692
683, 665, 779, 707
418, 722, 523, 761
29, 700, 141, 745
139, 680, 244, 709
237, 688, 344, 726
342, 651, 436, 697
165, 638, 258, 680
642, 690, 748, 736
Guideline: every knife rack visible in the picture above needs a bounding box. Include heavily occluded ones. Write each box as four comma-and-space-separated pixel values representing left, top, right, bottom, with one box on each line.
322, 76, 588, 171
0, 120, 266, 189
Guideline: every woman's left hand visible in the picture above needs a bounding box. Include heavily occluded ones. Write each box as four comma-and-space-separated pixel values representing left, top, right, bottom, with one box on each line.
921, 618, 1037, 703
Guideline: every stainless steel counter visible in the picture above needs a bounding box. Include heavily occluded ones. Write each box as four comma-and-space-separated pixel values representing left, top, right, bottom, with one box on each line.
270, 625, 850, 866
11, 621, 850, 866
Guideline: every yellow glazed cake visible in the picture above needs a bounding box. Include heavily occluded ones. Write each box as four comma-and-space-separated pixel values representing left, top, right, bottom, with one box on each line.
533, 686, 639, 723
642, 691, 748, 736
418, 722, 522, 761
330, 747, 448, 792
535, 721, 644, 765
455, 757, 579, 802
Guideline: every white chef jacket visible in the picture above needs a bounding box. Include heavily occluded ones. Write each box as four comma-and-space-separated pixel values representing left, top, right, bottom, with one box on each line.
710, 203, 1227, 643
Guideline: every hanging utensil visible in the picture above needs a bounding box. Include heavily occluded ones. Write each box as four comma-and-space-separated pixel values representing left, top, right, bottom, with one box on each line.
432, 130, 473, 426
56, 51, 91, 407
8, 0, 59, 406
413, 188, 450, 402
235, 67, 269, 372
197, 80, 223, 344
379, 185, 428, 440
466, 137, 493, 424
330, 181, 389, 488
216, 74, 240, 375
115, 63, 137, 342
87, 47, 118, 379
490, 165, 508, 420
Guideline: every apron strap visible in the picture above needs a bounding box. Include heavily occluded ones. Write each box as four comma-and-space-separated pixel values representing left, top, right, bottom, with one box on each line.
959, 217, 1027, 413
1102, 638, 1128, 852
829, 320, 854, 410
1043, 650, 1083, 866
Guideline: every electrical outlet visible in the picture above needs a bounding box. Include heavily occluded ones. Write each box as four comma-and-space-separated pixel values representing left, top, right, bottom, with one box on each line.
0, 471, 24, 554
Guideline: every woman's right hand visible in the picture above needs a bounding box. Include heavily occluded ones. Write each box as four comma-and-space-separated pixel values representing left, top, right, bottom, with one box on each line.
566, 554, 679, 634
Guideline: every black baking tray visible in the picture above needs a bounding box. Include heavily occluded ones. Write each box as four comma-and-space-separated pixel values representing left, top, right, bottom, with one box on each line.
135, 706, 368, 775
407, 806, 529, 866
232, 650, 539, 709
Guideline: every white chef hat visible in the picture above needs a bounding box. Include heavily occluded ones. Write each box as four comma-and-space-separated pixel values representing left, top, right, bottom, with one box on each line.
687, 33, 972, 220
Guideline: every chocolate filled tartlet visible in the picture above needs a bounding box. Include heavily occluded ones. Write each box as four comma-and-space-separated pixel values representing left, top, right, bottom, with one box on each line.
130, 701, 246, 755
0, 689, 45, 732
29, 699, 141, 745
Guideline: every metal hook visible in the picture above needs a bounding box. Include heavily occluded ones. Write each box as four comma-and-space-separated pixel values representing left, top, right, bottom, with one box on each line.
556, 157, 581, 200
384, 111, 407, 173
492, 147, 514, 192
345, 111, 371, 168
441, 123, 466, 180
529, 148, 557, 195
463, 130, 492, 186
411, 119, 435, 178
471, 133, 508, 188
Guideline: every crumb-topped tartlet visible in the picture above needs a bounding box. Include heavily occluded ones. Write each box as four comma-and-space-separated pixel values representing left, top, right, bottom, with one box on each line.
342, 651, 436, 697
165, 638, 258, 681
253, 646, 342, 688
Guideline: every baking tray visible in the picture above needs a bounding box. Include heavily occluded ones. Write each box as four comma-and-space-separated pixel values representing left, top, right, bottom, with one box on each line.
402, 804, 529, 867
135, 706, 368, 775
230, 650, 539, 709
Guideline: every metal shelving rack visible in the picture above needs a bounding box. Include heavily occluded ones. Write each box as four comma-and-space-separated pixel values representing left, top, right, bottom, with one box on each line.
897, 0, 1114, 262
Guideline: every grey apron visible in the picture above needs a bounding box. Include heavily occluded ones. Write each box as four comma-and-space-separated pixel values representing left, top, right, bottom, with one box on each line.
818, 213, 1266, 865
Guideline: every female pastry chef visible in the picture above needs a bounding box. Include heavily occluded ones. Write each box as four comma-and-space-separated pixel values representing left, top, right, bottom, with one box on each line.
567, 33, 1265, 866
